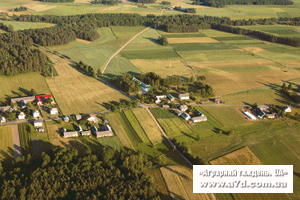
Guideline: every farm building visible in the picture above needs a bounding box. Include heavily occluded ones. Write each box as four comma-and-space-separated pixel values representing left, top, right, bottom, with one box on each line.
95, 130, 114, 138
37, 127, 45, 132
181, 112, 191, 121
179, 105, 188, 112
63, 131, 78, 138
63, 116, 69, 122
175, 109, 182, 116
18, 112, 26, 120
81, 130, 91, 136
75, 115, 82, 120
192, 115, 207, 123
77, 126, 83, 132
167, 94, 175, 101
33, 110, 39, 118
87, 114, 97, 123
132, 77, 151, 93
266, 114, 276, 119
11, 96, 35, 103
196, 111, 203, 116
104, 125, 112, 131
0, 106, 10, 112
50, 108, 58, 115
283, 106, 291, 113
0, 117, 6, 123
162, 105, 170, 109
178, 93, 189, 100
34, 121, 43, 127
243, 111, 256, 120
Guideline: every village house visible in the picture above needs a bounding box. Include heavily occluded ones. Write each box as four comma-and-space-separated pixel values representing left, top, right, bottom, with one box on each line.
36, 95, 53, 105
20, 100, 26, 109
18, 112, 26, 120
196, 111, 203, 116
283, 105, 291, 113
63, 131, 78, 138
63, 116, 69, 122
175, 109, 182, 116
37, 127, 45, 132
181, 112, 191, 121
179, 105, 188, 112
266, 113, 276, 119
81, 130, 91, 136
11, 96, 35, 104
178, 93, 189, 100
0, 117, 6, 123
104, 125, 112, 131
75, 115, 82, 121
155, 98, 161, 104
50, 108, 58, 115
33, 110, 39, 118
167, 94, 175, 101
191, 115, 207, 123
87, 114, 97, 123
34, 121, 43, 127
0, 106, 10, 112
77, 126, 83, 132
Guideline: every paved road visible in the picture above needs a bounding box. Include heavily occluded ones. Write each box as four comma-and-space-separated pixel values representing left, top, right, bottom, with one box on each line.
11, 125, 22, 160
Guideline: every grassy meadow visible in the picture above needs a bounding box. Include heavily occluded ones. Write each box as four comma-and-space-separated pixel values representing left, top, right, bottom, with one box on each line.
0, 20, 55, 30
0, 125, 14, 162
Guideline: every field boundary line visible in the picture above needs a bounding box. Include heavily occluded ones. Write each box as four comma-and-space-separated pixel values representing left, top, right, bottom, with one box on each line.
120, 111, 143, 143
102, 26, 151, 74
11, 124, 22, 160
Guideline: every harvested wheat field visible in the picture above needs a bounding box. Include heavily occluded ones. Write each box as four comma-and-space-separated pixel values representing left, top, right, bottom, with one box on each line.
241, 47, 268, 53
46, 53, 129, 115
76, 38, 92, 44
167, 37, 219, 44
24, 3, 57, 12
210, 147, 291, 200
160, 166, 214, 200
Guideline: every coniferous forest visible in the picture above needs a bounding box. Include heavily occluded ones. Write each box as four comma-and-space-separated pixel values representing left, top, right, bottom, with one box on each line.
0, 148, 159, 200
193, 0, 293, 8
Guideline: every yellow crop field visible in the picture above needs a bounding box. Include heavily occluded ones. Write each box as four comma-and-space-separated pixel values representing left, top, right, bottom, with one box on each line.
106, 112, 134, 150
210, 147, 291, 200
160, 166, 214, 200
0, 126, 14, 161
167, 37, 219, 44
46, 54, 129, 115
130, 58, 194, 78
132, 108, 163, 144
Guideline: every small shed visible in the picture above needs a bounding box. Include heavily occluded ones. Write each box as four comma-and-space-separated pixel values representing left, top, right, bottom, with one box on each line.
178, 93, 189, 100
179, 105, 188, 112
50, 108, 58, 115
63, 116, 69, 122
18, 112, 26, 120
63, 131, 78, 138
191, 115, 207, 123
283, 105, 291, 113
0, 117, 6, 123
34, 121, 43, 127
266, 114, 276, 119
155, 98, 161, 104
33, 110, 39, 118
81, 130, 91, 136
75, 115, 82, 121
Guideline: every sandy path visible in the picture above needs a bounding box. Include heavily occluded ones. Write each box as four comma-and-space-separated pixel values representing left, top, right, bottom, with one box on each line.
11, 125, 22, 160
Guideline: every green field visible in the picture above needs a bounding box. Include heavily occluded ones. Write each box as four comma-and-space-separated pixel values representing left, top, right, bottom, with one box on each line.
170, 42, 236, 51
240, 25, 300, 37
121, 49, 179, 59
0, 20, 55, 30
0, 125, 14, 162
150, 108, 193, 137
131, 108, 164, 144
18, 123, 32, 155
97, 136, 123, 149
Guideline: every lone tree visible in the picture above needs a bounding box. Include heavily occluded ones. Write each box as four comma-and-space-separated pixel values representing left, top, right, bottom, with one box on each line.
30, 89, 37, 96
288, 83, 293, 90
157, 36, 168, 46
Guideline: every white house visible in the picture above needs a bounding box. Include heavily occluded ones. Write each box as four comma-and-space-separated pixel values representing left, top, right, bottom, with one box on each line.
18, 112, 26, 120
283, 106, 291, 113
34, 121, 43, 127
181, 112, 191, 121
167, 94, 175, 101
37, 127, 44, 132
87, 114, 97, 123
178, 93, 189, 100
155, 98, 161, 104
0, 117, 6, 123
50, 108, 58, 115
33, 110, 39, 118
179, 105, 188, 112
191, 115, 207, 123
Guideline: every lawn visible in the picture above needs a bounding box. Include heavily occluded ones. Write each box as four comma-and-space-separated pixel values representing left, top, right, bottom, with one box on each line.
0, 72, 51, 100
0, 125, 14, 162
45, 53, 129, 115
131, 108, 164, 144
160, 166, 214, 200
0, 20, 55, 31
97, 136, 123, 149
150, 107, 193, 137
105, 112, 134, 150
18, 123, 32, 155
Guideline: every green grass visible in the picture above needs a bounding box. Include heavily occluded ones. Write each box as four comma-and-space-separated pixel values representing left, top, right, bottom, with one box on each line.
196, 65, 271, 74
170, 43, 236, 51
97, 136, 123, 149
123, 109, 151, 143
129, 28, 161, 44
120, 49, 179, 59
110, 26, 147, 38
150, 107, 193, 137
211, 36, 254, 41
18, 123, 32, 155
0, 125, 14, 162
0, 72, 51, 101
0, 21, 55, 31
241, 25, 300, 37
158, 31, 207, 38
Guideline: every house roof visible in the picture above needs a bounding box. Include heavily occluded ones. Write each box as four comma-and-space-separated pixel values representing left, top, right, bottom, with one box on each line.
34, 120, 43, 124
0, 106, 10, 112
19, 112, 25, 116
51, 108, 58, 111
64, 131, 78, 137
33, 110, 39, 114
180, 105, 188, 109
181, 112, 190, 119
0, 117, 5, 121
175, 110, 182, 115
75, 115, 82, 120
179, 93, 189, 97
192, 115, 207, 121
82, 130, 91, 135
11, 96, 35, 103
36, 95, 52, 102
63, 116, 69, 121
95, 130, 114, 137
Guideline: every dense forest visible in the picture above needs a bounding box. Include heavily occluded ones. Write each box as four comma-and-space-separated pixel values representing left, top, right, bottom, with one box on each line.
12, 6, 28, 12
39, 0, 75, 2
93, 0, 119, 5
280, 17, 300, 26
211, 24, 300, 47
0, 23, 13, 32
130, 0, 156, 3
193, 0, 293, 8
0, 148, 159, 199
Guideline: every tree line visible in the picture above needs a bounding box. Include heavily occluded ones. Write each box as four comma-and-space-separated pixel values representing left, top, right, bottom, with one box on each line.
39, 0, 75, 2
93, 0, 119, 5
0, 23, 13, 32
211, 24, 300, 47
193, 0, 293, 8
0, 147, 159, 199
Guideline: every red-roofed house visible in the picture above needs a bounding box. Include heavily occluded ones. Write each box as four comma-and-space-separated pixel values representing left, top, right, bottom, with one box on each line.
36, 95, 52, 105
